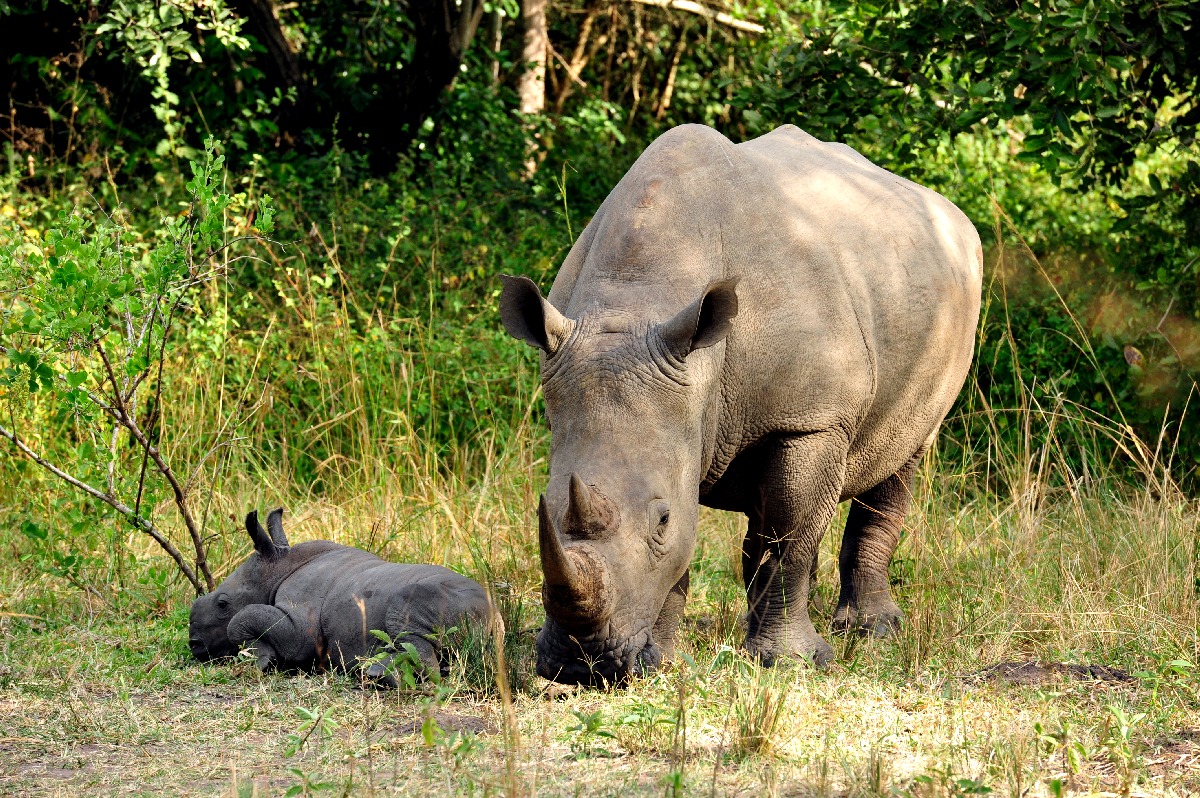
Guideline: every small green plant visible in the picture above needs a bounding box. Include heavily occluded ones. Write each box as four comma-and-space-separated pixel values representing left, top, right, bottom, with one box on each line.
563, 708, 616, 758
361, 628, 441, 689
614, 699, 677, 755
1034, 719, 1089, 785
283, 767, 339, 797
283, 706, 339, 758
902, 766, 993, 798
1133, 654, 1195, 701
1101, 703, 1146, 798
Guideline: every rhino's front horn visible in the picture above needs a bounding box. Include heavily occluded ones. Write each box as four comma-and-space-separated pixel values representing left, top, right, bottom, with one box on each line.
563, 473, 618, 539
539, 494, 611, 623
539, 494, 579, 589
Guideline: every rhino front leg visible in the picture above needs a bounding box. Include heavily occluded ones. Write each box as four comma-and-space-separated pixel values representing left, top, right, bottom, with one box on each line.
227, 604, 315, 672
652, 569, 689, 660
742, 432, 846, 668
833, 451, 922, 637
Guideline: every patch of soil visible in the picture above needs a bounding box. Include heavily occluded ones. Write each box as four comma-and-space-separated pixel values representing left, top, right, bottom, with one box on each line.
1145, 729, 1200, 787
390, 709, 498, 737
965, 661, 1134, 686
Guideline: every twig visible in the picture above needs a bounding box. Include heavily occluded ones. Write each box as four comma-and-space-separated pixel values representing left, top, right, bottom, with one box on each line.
547, 43, 588, 88
627, 0, 764, 34
0, 420, 204, 594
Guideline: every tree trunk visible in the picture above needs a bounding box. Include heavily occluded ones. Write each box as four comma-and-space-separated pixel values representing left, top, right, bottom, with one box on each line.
229, 0, 308, 139
517, 0, 548, 115
358, 0, 486, 172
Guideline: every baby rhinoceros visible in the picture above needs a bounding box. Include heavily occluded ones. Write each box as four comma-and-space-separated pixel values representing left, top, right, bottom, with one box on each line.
189, 509, 493, 685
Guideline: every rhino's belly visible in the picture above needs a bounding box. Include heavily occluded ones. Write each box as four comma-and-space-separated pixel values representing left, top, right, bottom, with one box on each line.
316, 593, 391, 670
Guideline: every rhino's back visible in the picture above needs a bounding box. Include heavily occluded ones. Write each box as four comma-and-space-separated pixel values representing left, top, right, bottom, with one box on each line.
734, 126, 982, 493
552, 124, 981, 496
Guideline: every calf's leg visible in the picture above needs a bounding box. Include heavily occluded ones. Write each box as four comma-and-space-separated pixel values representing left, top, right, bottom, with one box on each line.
372, 583, 463, 682
227, 604, 316, 671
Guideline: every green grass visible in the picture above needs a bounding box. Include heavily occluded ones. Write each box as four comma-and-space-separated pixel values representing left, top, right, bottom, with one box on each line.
1, 187, 1198, 794
2, 419, 1198, 795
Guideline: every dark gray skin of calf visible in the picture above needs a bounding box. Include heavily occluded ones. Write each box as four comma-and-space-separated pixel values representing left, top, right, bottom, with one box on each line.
189, 509, 492, 684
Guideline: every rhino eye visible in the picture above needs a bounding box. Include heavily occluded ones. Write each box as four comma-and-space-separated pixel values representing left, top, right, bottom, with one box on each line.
648, 501, 670, 563
216, 595, 230, 611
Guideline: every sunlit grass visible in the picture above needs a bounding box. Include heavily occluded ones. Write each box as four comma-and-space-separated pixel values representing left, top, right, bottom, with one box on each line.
1, 228, 1198, 794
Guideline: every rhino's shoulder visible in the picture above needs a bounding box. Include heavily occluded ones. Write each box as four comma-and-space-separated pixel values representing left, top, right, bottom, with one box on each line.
631, 124, 738, 179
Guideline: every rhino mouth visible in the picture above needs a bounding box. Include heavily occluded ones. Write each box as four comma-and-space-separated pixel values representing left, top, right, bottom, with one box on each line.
535, 618, 662, 686
189, 636, 233, 662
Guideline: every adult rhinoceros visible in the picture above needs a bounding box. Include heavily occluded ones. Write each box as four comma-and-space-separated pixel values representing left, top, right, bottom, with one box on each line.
500, 123, 982, 685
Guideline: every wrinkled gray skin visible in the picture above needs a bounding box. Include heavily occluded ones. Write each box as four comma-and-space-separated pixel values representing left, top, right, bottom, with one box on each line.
189, 509, 492, 684
500, 124, 982, 686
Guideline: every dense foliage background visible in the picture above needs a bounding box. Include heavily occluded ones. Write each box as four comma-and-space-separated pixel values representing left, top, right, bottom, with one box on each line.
1, 0, 1197, 595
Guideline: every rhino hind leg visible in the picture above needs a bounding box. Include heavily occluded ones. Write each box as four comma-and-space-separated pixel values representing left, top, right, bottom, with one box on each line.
741, 432, 847, 668
832, 451, 923, 637
376, 584, 458, 681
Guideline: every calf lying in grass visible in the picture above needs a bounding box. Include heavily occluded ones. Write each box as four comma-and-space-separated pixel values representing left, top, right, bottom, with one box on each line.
189, 509, 493, 685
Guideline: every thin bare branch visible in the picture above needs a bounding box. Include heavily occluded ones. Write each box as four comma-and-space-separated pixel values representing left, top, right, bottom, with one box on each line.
0, 420, 204, 594
628, 0, 764, 33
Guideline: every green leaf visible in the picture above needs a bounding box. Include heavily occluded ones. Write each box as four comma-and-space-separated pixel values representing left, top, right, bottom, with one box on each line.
20, 520, 47, 541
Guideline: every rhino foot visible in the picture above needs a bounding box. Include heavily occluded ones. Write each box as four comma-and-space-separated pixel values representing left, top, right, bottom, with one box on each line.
831, 600, 904, 638
363, 661, 399, 689
742, 631, 834, 669
254, 647, 278, 672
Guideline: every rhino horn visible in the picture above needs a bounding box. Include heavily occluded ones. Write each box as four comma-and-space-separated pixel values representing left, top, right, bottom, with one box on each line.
539, 494, 580, 589
563, 473, 617, 539
539, 493, 612, 622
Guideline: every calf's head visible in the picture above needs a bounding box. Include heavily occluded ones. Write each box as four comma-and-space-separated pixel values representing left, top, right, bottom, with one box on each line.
500, 274, 738, 685
188, 509, 289, 661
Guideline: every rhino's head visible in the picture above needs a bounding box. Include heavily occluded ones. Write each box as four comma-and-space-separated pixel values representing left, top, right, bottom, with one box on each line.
188, 509, 289, 661
500, 274, 738, 686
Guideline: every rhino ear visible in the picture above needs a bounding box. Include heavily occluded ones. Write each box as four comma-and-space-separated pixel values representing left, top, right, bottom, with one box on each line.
266, 507, 289, 549
499, 274, 575, 355
245, 510, 280, 560
657, 278, 740, 359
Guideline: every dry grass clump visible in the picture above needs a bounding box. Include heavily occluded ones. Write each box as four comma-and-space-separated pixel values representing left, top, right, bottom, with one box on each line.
730, 662, 793, 759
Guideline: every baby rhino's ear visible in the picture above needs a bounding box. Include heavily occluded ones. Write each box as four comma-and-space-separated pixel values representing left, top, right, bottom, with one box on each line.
266, 507, 289, 549
245, 510, 282, 560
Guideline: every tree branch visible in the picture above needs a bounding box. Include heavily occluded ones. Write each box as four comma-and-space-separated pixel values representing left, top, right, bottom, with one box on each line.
93, 327, 214, 591
627, 0, 764, 33
0, 421, 204, 595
